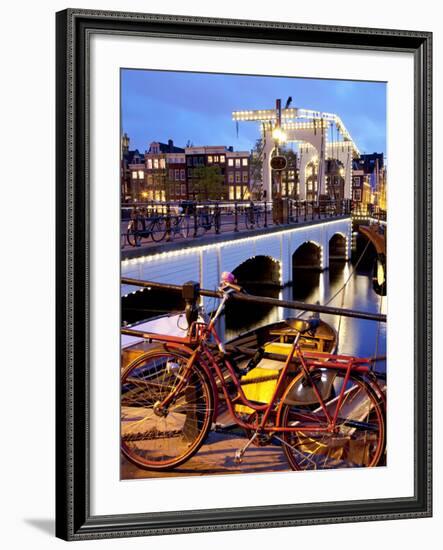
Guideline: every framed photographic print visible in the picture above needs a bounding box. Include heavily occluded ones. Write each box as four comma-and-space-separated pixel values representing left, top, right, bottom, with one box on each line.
55, 9, 432, 541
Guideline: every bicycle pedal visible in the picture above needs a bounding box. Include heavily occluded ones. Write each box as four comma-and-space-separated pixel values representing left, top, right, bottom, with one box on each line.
234, 450, 243, 464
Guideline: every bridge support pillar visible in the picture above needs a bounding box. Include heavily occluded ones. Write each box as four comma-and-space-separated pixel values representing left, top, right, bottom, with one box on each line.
281, 234, 292, 285
322, 241, 330, 271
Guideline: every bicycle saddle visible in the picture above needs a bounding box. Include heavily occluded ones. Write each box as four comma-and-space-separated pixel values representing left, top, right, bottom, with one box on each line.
284, 317, 320, 334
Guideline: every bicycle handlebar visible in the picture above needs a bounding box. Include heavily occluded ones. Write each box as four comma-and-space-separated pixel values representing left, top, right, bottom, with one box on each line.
219, 281, 243, 293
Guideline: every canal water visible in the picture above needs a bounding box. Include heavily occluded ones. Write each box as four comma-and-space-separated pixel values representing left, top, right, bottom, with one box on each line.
122, 253, 386, 371
222, 259, 386, 370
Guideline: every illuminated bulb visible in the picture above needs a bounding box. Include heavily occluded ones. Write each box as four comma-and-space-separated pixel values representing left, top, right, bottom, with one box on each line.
272, 128, 287, 142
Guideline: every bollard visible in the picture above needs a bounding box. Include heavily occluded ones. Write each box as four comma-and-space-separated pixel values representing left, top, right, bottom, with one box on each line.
182, 281, 200, 329
165, 203, 172, 242
215, 203, 221, 234
264, 200, 268, 227
193, 202, 198, 238
234, 202, 239, 232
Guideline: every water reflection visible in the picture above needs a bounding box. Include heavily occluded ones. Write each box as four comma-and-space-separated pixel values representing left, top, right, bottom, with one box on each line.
224, 260, 386, 370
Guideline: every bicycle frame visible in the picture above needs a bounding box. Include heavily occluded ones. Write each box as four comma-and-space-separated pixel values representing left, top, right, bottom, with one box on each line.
171, 214, 189, 233
129, 214, 161, 236
125, 302, 376, 437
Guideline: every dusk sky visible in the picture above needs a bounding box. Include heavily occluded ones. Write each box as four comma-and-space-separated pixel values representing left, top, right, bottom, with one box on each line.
121, 69, 386, 157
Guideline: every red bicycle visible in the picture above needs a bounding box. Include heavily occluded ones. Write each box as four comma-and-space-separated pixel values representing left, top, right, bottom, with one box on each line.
121, 278, 386, 471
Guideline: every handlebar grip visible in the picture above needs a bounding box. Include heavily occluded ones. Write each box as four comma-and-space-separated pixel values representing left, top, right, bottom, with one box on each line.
220, 281, 243, 293
229, 282, 242, 292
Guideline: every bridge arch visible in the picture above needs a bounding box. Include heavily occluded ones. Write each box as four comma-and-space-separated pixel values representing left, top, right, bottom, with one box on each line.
329, 232, 347, 261
292, 241, 323, 272
121, 218, 352, 295
231, 255, 282, 289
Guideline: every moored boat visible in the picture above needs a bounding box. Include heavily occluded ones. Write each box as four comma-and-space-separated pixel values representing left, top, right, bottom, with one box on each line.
226, 317, 338, 358
222, 317, 338, 414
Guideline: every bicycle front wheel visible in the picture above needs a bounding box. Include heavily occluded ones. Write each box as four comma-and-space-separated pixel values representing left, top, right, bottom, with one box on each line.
121, 347, 214, 471
126, 225, 141, 247
279, 372, 385, 470
178, 216, 190, 239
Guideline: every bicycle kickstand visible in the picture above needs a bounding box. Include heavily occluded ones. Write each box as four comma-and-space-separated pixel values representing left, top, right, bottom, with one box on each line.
234, 431, 258, 464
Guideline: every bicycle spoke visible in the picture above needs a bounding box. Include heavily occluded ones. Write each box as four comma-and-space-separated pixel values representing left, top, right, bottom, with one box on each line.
121, 350, 213, 470
280, 373, 385, 470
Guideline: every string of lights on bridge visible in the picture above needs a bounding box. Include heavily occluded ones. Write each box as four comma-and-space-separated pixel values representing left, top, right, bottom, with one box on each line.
121, 218, 352, 298
232, 107, 360, 157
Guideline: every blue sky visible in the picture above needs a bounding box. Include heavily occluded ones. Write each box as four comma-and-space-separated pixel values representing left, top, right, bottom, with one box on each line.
121, 69, 386, 156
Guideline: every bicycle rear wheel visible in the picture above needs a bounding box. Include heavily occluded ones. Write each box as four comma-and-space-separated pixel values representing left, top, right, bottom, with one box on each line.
199, 213, 211, 233
151, 218, 166, 242
244, 210, 254, 229
255, 211, 262, 228
121, 347, 214, 471
279, 372, 385, 470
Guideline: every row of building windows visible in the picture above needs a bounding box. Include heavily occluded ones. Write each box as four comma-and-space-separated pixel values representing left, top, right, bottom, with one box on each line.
207, 154, 226, 164
131, 170, 145, 179
307, 180, 318, 192
187, 168, 224, 178
168, 169, 186, 181
142, 185, 188, 201
228, 185, 250, 200
228, 158, 248, 167
187, 156, 205, 166
282, 170, 296, 179
228, 171, 249, 183
137, 156, 249, 174
280, 182, 299, 195
146, 158, 166, 170
183, 156, 249, 167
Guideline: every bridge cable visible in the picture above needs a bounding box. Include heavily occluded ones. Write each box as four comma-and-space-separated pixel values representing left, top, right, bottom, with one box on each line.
326, 237, 371, 340
295, 237, 372, 325
372, 294, 384, 370
337, 260, 347, 337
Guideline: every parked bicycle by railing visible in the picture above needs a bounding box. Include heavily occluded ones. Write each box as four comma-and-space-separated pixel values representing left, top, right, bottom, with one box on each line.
126, 207, 190, 246
165, 206, 190, 241
121, 273, 385, 472
121, 198, 353, 247
193, 204, 221, 236
126, 208, 166, 246
244, 201, 262, 229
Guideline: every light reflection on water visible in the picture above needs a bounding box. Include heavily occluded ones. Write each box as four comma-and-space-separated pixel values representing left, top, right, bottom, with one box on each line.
223, 261, 386, 370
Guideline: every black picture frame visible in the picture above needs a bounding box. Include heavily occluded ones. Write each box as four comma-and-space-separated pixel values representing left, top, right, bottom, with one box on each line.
55, 8, 432, 541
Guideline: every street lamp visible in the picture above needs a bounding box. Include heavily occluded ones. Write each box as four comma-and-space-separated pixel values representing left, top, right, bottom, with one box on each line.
272, 127, 287, 143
